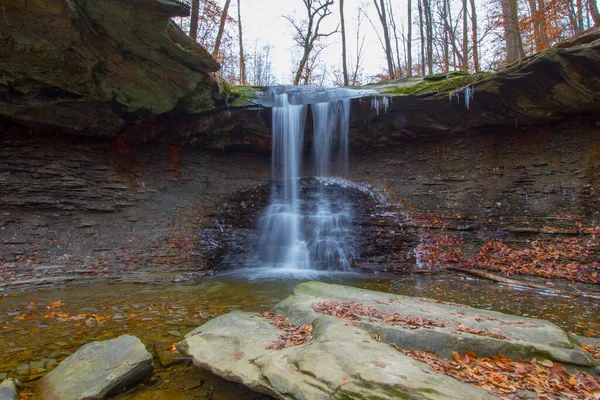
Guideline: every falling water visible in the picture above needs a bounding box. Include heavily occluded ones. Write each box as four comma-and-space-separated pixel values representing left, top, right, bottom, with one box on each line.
256, 88, 358, 275
257, 92, 310, 271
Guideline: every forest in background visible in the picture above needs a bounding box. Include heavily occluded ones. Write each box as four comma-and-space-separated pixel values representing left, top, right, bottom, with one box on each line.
173, 0, 599, 86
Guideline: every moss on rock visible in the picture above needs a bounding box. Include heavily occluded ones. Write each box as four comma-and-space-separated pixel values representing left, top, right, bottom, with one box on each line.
227, 86, 268, 107
381, 72, 493, 96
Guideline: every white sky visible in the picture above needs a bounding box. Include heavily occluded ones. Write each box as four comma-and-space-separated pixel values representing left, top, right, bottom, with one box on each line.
237, 0, 394, 84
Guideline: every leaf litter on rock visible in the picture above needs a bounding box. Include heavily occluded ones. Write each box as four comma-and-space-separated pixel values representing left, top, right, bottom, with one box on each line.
395, 346, 600, 398
312, 300, 445, 329
260, 311, 313, 350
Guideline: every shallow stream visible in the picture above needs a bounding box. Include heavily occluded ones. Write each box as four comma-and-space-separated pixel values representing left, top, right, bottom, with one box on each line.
1, 273, 599, 398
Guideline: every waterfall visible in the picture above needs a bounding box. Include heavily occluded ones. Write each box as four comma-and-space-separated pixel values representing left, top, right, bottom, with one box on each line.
257, 92, 310, 270
256, 88, 356, 274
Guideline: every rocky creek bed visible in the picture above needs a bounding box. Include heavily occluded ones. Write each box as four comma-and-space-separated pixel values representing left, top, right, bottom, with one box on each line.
1, 275, 599, 399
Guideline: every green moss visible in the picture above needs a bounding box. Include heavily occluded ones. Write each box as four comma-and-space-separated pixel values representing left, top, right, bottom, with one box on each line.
227, 85, 268, 107
383, 72, 493, 96
178, 84, 215, 113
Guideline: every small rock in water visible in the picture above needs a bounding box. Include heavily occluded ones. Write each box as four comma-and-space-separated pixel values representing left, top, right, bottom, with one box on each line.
38, 334, 153, 400
153, 343, 189, 368
6, 348, 27, 354
0, 379, 18, 400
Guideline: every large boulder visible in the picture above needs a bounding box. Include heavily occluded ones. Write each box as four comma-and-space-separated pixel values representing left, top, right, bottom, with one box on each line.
177, 282, 598, 399
177, 311, 494, 400
38, 334, 153, 400
0, 0, 221, 137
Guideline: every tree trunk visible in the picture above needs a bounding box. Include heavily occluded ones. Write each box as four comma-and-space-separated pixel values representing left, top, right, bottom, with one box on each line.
577, 0, 584, 32
567, 0, 580, 33
536, 0, 549, 49
442, 0, 450, 72
213, 0, 232, 57
294, 50, 311, 85
418, 0, 425, 75
237, 0, 246, 85
500, 0, 525, 64
373, 0, 395, 79
462, 0, 469, 72
469, 0, 479, 71
423, 0, 433, 74
588, 0, 600, 25
340, 0, 349, 85
407, 0, 413, 77
387, 0, 403, 77
528, 0, 540, 51
189, 0, 199, 40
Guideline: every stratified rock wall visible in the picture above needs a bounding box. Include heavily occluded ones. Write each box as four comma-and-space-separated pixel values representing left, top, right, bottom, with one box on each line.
0, 126, 271, 291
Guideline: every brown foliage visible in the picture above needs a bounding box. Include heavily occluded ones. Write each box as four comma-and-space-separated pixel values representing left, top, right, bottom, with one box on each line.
312, 300, 445, 329
260, 311, 313, 350
413, 226, 600, 283
472, 232, 600, 283
397, 347, 600, 397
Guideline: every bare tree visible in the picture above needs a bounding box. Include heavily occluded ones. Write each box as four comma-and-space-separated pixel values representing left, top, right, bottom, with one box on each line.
340, 0, 349, 85
470, 0, 479, 71
417, 0, 426, 74
237, 0, 246, 85
462, 0, 469, 72
213, 0, 232, 57
373, 0, 396, 78
407, 0, 413, 76
190, 0, 200, 40
387, 0, 404, 77
500, 0, 525, 64
423, 0, 433, 74
250, 43, 275, 86
350, 8, 367, 85
285, 0, 338, 85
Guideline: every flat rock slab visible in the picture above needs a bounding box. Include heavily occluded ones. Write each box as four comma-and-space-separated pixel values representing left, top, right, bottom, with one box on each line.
38, 334, 153, 400
178, 311, 494, 400
177, 282, 598, 400
276, 282, 596, 369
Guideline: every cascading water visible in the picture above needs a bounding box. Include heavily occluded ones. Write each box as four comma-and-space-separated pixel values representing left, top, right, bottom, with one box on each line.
257, 92, 310, 271
255, 87, 365, 276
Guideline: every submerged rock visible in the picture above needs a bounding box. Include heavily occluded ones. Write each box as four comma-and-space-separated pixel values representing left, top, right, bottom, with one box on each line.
177, 282, 598, 400
0, 379, 18, 400
38, 334, 153, 400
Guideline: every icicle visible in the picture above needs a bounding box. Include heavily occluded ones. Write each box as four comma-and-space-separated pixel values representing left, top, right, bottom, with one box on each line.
371, 96, 390, 115
450, 84, 475, 110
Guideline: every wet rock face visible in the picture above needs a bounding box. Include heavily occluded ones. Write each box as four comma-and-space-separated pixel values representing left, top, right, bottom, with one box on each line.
0, 127, 272, 292
0, 0, 220, 137
205, 178, 406, 273
38, 334, 153, 400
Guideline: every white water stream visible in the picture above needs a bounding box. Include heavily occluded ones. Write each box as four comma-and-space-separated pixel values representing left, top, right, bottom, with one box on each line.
255, 88, 360, 277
